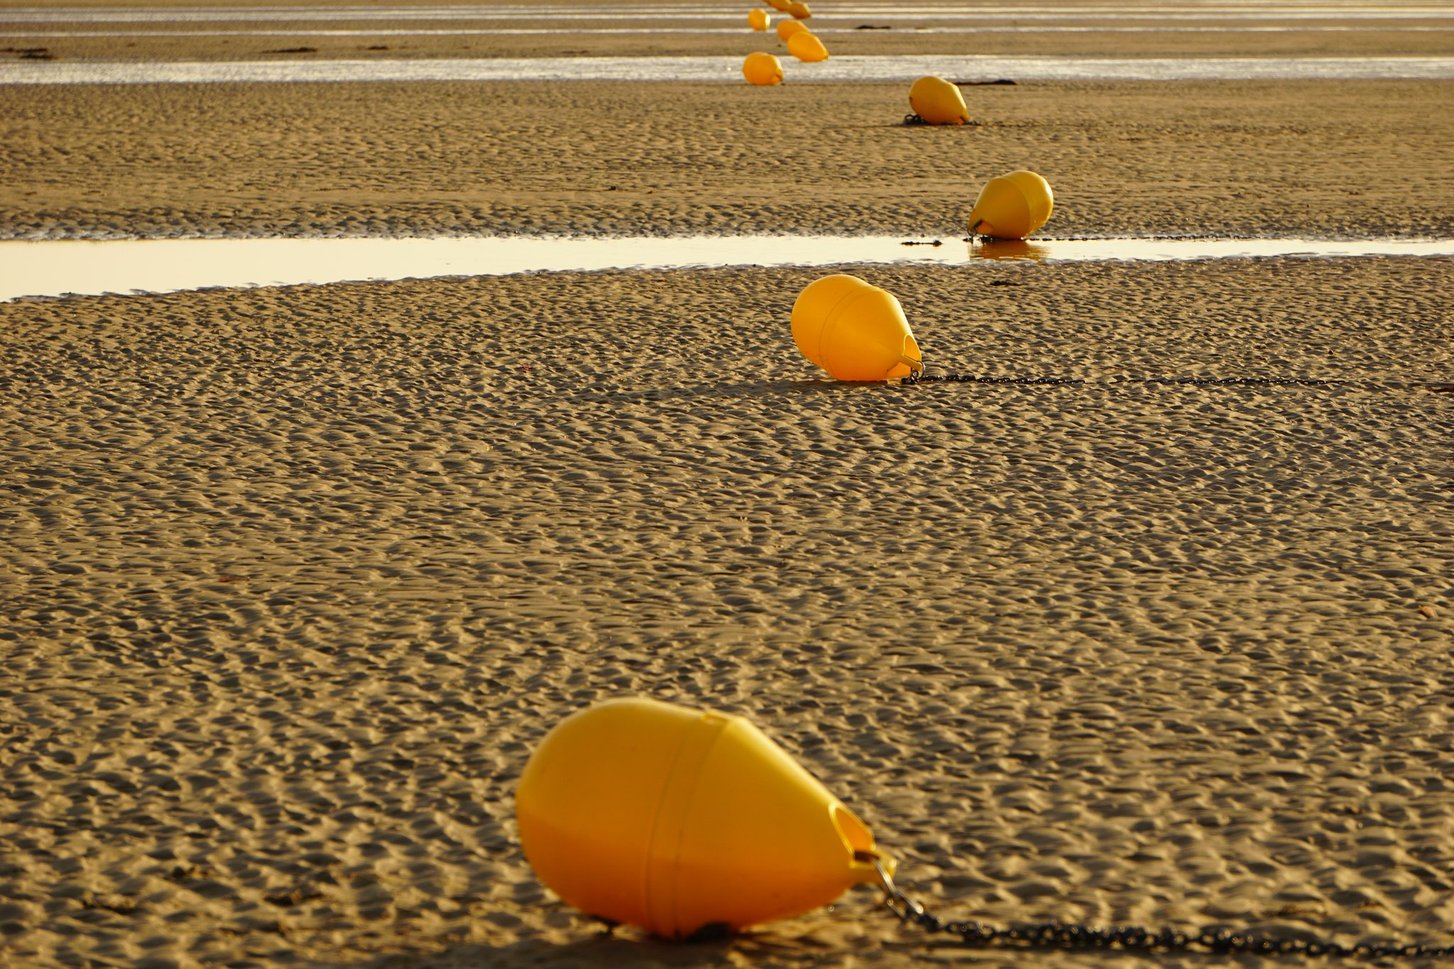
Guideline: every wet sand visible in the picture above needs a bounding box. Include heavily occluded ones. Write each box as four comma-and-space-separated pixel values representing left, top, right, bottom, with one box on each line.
3, 2, 1454, 968
4, 77, 1454, 242
7, 0, 1454, 60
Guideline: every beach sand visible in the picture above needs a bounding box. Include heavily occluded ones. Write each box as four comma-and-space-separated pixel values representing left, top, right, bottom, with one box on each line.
3, 3, 1454, 967
4, 77, 1454, 241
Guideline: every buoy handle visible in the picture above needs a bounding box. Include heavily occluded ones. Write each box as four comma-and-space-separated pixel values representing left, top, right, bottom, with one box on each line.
866, 855, 894, 892
869, 857, 927, 924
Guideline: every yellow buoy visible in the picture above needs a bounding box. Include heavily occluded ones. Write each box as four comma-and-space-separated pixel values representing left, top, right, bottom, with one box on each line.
748, 8, 770, 30
787, 30, 829, 63
767, 0, 792, 11
791, 274, 923, 381
966, 169, 1055, 239
908, 75, 969, 125
742, 51, 784, 86
776, 17, 807, 42
516, 697, 889, 939
788, 1, 813, 18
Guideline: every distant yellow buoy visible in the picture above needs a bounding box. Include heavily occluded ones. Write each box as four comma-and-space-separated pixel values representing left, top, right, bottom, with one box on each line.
787, 30, 829, 62
967, 169, 1054, 239
742, 51, 784, 85
776, 17, 807, 42
747, 8, 770, 30
766, 0, 793, 11
791, 274, 923, 381
516, 697, 889, 939
788, 1, 812, 17
908, 75, 969, 125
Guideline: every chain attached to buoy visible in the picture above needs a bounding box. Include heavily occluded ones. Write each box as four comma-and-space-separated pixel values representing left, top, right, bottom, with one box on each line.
900, 372, 1084, 386
897, 372, 1446, 391
870, 860, 1454, 960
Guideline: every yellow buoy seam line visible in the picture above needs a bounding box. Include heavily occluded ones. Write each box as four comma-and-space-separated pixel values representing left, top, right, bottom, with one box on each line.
813, 287, 864, 365
663, 725, 730, 939
874, 860, 1454, 958
639, 716, 710, 934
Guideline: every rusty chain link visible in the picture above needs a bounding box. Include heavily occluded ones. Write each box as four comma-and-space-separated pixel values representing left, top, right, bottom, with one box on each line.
897, 373, 1452, 389
871, 860, 1454, 960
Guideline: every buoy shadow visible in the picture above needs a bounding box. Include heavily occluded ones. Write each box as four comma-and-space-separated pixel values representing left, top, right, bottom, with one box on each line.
562, 377, 878, 405
324, 927, 831, 967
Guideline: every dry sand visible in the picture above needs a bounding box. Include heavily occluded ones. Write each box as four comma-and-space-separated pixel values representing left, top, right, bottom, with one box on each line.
3, 2, 1454, 968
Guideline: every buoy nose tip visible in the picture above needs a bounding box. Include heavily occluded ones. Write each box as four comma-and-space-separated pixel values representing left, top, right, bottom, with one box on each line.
835, 805, 892, 884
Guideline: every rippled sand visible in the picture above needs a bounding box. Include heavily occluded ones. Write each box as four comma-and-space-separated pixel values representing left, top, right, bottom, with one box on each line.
3, 3, 1454, 968
4, 78, 1454, 241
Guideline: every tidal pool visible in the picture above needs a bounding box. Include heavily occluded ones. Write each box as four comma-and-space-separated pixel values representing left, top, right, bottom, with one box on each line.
4, 234, 1452, 302
5, 53, 1454, 84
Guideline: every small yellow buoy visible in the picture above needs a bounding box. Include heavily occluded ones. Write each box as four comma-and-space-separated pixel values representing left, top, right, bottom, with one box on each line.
776, 17, 807, 42
908, 75, 969, 125
967, 169, 1055, 239
742, 51, 784, 86
787, 30, 829, 62
767, 0, 793, 11
788, 0, 812, 18
791, 274, 923, 381
516, 697, 889, 939
747, 8, 770, 30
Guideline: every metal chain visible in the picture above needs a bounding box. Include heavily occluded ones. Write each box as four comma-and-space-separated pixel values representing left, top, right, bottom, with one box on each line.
903, 373, 1086, 385
871, 861, 1454, 959
899, 373, 1454, 391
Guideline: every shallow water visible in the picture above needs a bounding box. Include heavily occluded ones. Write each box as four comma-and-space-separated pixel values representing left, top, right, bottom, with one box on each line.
6, 2, 1453, 21
6, 53, 1454, 84
9, 25, 1454, 45
4, 234, 1451, 302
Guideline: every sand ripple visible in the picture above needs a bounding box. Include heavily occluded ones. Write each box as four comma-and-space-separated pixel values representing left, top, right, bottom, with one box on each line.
2, 257, 1452, 966
3, 79, 1454, 241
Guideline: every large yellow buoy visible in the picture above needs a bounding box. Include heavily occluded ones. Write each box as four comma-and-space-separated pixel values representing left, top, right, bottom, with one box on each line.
788, 1, 812, 18
776, 17, 807, 42
742, 51, 784, 86
787, 30, 829, 62
791, 274, 923, 381
966, 169, 1054, 239
748, 8, 769, 30
908, 75, 969, 125
516, 697, 889, 939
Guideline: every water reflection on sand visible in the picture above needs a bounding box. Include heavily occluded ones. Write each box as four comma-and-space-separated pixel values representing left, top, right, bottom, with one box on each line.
4, 234, 1451, 302
8, 53, 1454, 84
